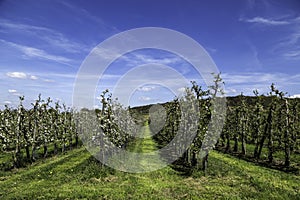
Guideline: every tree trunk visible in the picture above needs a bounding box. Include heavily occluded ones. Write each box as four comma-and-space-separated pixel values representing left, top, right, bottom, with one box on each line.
267, 130, 273, 163
25, 145, 30, 161
31, 119, 38, 161
241, 136, 246, 155
253, 142, 259, 158
233, 109, 239, 153
13, 143, 21, 168
241, 115, 247, 155
257, 106, 272, 159
191, 151, 198, 167
233, 134, 238, 152
54, 142, 58, 154
225, 132, 230, 152
75, 135, 79, 147
257, 134, 266, 159
202, 153, 209, 175
23, 126, 30, 161
43, 144, 48, 158
14, 107, 23, 167
267, 108, 274, 163
284, 99, 291, 167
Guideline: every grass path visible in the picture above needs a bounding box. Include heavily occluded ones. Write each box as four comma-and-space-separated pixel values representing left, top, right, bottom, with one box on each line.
127, 123, 158, 153
0, 125, 299, 199
106, 123, 169, 173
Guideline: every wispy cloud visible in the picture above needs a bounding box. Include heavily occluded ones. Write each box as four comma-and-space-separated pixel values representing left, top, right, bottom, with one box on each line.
30, 75, 38, 80
283, 50, 300, 60
125, 53, 182, 67
0, 19, 52, 33
60, 1, 104, 25
240, 15, 300, 60
133, 53, 182, 65
240, 17, 290, 25
4, 101, 12, 105
137, 86, 156, 92
177, 87, 186, 93
6, 71, 40, 80
225, 88, 237, 95
1, 39, 72, 64
270, 17, 300, 60
139, 96, 152, 101
222, 72, 298, 84
93, 47, 123, 60
59, 1, 119, 33
93, 49, 185, 71
8, 89, 22, 96
0, 19, 88, 53
222, 72, 300, 96
205, 47, 217, 54
6, 72, 27, 79
245, 42, 262, 70
281, 29, 300, 60
8, 89, 17, 93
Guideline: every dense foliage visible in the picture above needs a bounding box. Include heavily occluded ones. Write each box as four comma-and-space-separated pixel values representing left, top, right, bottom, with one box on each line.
219, 85, 300, 169
1, 76, 299, 173
153, 77, 300, 172
0, 95, 80, 168
0, 90, 135, 169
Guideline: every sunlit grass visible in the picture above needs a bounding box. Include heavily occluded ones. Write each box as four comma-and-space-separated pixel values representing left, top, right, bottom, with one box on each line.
0, 124, 299, 199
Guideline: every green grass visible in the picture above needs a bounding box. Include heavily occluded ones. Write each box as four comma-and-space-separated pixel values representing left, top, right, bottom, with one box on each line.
218, 140, 300, 172
0, 126, 299, 199
0, 141, 81, 170
127, 123, 158, 153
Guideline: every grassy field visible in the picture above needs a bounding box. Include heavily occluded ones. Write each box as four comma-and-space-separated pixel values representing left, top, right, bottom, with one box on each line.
215, 140, 300, 174
0, 125, 299, 199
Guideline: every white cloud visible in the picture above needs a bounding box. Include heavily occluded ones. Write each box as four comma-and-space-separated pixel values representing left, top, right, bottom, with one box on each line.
12, 93, 22, 96
0, 39, 72, 64
221, 72, 295, 84
4, 101, 11, 104
30, 75, 38, 80
8, 89, 17, 93
120, 52, 183, 68
290, 94, 300, 98
93, 105, 101, 109
6, 71, 40, 80
283, 50, 300, 60
266, 16, 300, 60
206, 47, 217, 54
19, 45, 71, 63
43, 79, 55, 82
0, 19, 87, 54
133, 53, 181, 65
0, 19, 52, 33
241, 17, 290, 25
177, 87, 186, 93
139, 96, 152, 101
138, 86, 156, 92
93, 47, 123, 60
225, 88, 237, 96
6, 72, 27, 79
221, 72, 300, 96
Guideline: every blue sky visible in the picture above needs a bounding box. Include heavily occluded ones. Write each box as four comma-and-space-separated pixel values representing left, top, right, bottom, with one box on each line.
1, 0, 300, 108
